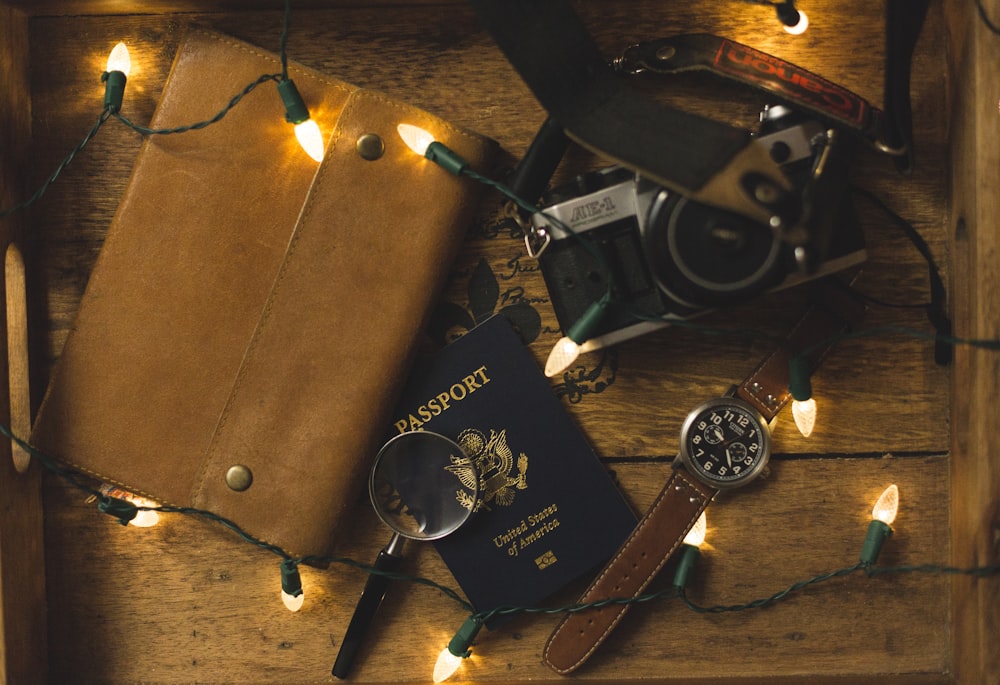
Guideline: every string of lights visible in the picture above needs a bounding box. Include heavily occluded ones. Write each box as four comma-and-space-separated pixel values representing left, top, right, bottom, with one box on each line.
0, 0, 317, 219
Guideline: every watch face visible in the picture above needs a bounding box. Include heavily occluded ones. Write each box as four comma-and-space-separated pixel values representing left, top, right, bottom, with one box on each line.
678, 397, 770, 489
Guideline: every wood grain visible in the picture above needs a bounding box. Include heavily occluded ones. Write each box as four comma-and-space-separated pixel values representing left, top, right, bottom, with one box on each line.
944, 0, 1000, 680
1, 0, 995, 682
0, 6, 49, 685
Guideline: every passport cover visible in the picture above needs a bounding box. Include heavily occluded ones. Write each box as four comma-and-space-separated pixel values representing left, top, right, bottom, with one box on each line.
29, 29, 495, 557
386, 315, 637, 615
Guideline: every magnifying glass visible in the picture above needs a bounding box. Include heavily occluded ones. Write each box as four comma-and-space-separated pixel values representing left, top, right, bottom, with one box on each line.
332, 431, 479, 679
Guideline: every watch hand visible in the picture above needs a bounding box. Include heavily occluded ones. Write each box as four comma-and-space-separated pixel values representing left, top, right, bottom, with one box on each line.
725, 447, 732, 467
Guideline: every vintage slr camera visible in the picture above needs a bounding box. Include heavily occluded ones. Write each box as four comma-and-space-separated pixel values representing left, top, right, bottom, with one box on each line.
531, 105, 867, 347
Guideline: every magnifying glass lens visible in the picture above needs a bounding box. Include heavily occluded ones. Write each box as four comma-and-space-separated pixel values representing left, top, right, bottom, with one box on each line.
370, 431, 478, 540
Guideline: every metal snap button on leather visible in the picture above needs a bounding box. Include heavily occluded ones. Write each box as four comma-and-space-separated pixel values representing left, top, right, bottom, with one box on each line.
356, 133, 385, 161
225, 464, 253, 492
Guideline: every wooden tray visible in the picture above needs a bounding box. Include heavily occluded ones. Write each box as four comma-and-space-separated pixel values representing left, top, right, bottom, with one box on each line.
0, 1, 996, 683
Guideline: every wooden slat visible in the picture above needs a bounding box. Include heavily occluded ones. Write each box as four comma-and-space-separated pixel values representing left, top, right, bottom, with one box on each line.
0, 6, 48, 685
0, 0, 465, 18
945, 0, 1000, 681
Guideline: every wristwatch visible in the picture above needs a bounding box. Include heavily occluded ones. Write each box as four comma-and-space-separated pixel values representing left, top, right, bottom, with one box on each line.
677, 395, 770, 490
542, 277, 864, 674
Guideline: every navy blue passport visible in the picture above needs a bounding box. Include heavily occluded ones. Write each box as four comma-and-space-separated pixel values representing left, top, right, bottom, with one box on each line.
386, 315, 637, 615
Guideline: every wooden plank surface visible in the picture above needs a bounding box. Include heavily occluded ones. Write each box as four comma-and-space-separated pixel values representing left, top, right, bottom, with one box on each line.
8, 0, 987, 682
0, 6, 49, 685
944, 0, 1000, 680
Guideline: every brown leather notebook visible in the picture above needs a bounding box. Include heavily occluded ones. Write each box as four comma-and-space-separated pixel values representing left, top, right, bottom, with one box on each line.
30, 29, 495, 557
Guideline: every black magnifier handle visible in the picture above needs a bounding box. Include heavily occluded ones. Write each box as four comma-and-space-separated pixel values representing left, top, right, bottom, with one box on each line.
332, 535, 405, 679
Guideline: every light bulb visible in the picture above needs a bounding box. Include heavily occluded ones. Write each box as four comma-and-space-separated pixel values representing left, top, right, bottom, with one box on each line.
294, 119, 325, 163
433, 648, 465, 683
545, 336, 581, 377
871, 484, 899, 526
683, 511, 707, 548
432, 616, 483, 683
97, 484, 159, 527
544, 296, 611, 377
398, 123, 436, 156
280, 560, 305, 612
783, 9, 809, 34
788, 355, 815, 437
277, 79, 324, 162
106, 41, 131, 76
128, 499, 160, 528
102, 42, 131, 113
673, 511, 708, 589
397, 123, 469, 175
860, 484, 899, 566
792, 397, 817, 437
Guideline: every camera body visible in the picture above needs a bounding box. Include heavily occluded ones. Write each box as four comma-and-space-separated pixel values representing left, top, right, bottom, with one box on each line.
533, 105, 866, 347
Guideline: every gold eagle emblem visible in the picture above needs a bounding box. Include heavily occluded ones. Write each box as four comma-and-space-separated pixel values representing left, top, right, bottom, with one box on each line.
447, 427, 528, 511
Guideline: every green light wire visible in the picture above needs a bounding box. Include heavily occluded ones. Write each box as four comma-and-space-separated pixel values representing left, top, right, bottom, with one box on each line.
2, 417, 998, 632
114, 73, 281, 136
0, 0, 295, 217
0, 109, 112, 218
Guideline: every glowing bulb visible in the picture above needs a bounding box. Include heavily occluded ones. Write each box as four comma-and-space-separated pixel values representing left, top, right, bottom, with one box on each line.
280, 560, 305, 612
792, 397, 817, 437
294, 119, 325, 163
860, 484, 899, 566
545, 336, 581, 377
683, 511, 707, 547
277, 79, 324, 162
398, 123, 436, 156
281, 589, 305, 612
97, 485, 159, 527
432, 616, 483, 683
433, 648, 465, 683
106, 42, 131, 76
102, 42, 131, 113
871, 484, 899, 526
783, 9, 809, 34
544, 296, 611, 377
673, 510, 708, 589
128, 499, 160, 528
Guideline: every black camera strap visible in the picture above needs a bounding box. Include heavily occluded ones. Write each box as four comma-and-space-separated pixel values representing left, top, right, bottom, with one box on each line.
472, 0, 929, 180
882, 0, 931, 174
468, 0, 801, 231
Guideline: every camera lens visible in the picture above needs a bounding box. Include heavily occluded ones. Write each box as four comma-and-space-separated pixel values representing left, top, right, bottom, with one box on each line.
644, 191, 784, 307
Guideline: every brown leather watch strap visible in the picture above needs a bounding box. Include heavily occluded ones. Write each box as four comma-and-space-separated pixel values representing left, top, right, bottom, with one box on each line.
737, 277, 866, 421
542, 469, 715, 674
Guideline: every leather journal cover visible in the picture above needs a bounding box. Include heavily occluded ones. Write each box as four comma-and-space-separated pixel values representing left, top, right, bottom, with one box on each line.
30, 29, 496, 557
386, 315, 637, 617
